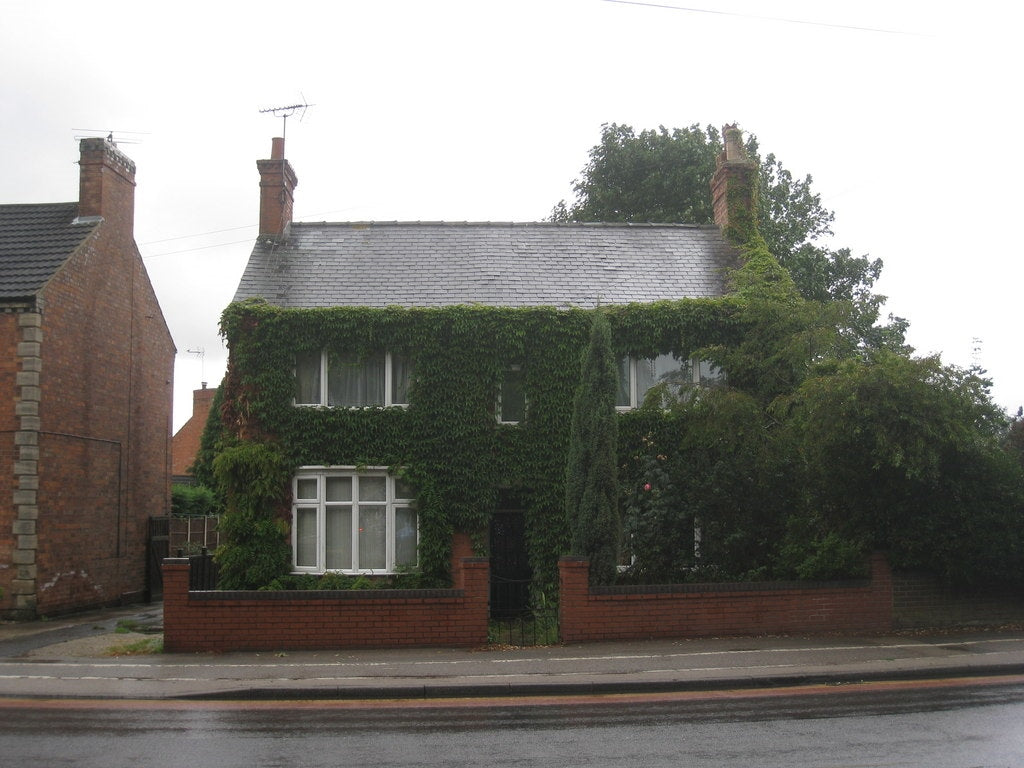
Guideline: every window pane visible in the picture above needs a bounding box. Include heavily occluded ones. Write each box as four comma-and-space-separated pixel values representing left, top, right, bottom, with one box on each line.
295, 351, 321, 404
395, 507, 418, 567
500, 366, 526, 423
359, 475, 387, 502
325, 476, 352, 502
698, 359, 725, 386
294, 507, 318, 568
391, 352, 412, 405
295, 477, 317, 500
327, 350, 385, 407
358, 505, 386, 570
636, 358, 657, 402
637, 354, 691, 402
616, 357, 631, 407
325, 507, 352, 570
394, 477, 415, 500
653, 353, 691, 389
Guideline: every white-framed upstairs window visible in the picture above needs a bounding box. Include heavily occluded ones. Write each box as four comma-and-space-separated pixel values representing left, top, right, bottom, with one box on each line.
295, 350, 412, 407
292, 467, 418, 574
616, 354, 725, 409
498, 364, 526, 424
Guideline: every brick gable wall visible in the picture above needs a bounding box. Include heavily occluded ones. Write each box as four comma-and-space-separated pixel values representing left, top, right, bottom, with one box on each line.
24, 228, 174, 615
2, 223, 174, 617
171, 386, 216, 478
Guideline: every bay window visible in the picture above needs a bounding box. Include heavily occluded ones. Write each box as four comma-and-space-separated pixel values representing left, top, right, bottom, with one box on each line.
292, 468, 418, 574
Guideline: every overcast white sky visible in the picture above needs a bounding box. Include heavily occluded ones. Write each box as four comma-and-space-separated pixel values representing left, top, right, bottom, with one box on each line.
2, 0, 1021, 432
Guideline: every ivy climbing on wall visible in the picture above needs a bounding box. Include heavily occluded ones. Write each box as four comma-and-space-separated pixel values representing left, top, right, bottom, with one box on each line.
197, 294, 748, 595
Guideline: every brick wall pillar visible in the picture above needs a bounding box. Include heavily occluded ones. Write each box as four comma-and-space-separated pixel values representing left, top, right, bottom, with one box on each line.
869, 552, 892, 588
868, 551, 894, 631
558, 556, 590, 643
457, 557, 490, 645
450, 531, 474, 578
161, 558, 191, 653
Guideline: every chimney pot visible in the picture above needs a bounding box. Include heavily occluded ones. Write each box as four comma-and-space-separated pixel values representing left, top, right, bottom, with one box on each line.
722, 124, 745, 163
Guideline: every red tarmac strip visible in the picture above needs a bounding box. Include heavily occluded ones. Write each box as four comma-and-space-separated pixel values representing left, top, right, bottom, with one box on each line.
2, 673, 1023, 711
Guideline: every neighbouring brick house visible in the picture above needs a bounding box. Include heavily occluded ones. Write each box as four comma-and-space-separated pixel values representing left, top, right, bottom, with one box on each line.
202, 131, 756, 613
172, 383, 217, 485
0, 138, 175, 619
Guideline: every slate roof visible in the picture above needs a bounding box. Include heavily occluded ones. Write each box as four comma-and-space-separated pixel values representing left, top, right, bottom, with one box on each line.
233, 221, 738, 309
0, 202, 98, 302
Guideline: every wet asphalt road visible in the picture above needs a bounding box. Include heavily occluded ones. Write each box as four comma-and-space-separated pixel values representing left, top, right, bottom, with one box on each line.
3, 680, 1023, 767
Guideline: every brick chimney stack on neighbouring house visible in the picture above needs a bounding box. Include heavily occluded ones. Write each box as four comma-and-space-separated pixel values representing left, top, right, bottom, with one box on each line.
77, 137, 136, 232
257, 137, 299, 237
171, 383, 218, 481
710, 124, 757, 239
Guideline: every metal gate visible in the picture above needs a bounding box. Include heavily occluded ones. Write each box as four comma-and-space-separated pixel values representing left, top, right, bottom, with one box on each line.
147, 517, 220, 598
187, 551, 219, 590
489, 509, 531, 618
488, 505, 558, 645
146, 516, 170, 601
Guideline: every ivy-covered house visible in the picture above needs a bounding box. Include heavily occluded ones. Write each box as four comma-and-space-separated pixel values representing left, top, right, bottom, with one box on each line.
208, 132, 756, 607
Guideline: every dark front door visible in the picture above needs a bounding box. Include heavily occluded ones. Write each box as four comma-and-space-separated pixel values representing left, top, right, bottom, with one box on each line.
489, 507, 532, 618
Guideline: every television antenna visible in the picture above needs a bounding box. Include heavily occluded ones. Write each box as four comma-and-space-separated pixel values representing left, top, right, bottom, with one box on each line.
187, 347, 206, 386
970, 337, 984, 374
71, 129, 149, 146
259, 96, 314, 142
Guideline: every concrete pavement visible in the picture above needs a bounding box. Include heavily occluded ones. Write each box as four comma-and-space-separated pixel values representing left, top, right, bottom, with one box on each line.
2, 603, 1024, 701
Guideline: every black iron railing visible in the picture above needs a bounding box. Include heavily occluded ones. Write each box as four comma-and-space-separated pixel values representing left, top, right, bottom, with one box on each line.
489, 576, 558, 646
183, 550, 219, 591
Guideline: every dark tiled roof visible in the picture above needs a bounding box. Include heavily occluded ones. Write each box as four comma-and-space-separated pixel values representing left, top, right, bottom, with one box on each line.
0, 203, 98, 301
233, 221, 738, 309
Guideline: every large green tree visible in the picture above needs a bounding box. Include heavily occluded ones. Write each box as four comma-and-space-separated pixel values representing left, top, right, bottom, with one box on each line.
551, 123, 907, 352
1007, 408, 1024, 469
778, 352, 1024, 585
614, 232, 1024, 587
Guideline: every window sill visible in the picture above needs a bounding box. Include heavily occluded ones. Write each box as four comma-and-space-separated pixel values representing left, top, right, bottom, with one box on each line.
293, 403, 410, 410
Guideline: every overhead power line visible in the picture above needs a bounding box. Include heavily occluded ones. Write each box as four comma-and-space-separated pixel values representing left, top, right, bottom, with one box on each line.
601, 0, 917, 35
142, 223, 256, 245
141, 238, 253, 259
139, 208, 366, 259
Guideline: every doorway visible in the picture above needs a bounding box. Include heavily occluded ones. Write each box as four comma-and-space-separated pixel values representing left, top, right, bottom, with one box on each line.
489, 503, 531, 618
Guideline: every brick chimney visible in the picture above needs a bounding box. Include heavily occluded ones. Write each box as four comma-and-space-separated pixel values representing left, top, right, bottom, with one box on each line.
257, 137, 298, 237
171, 383, 218, 478
710, 124, 757, 240
77, 137, 136, 232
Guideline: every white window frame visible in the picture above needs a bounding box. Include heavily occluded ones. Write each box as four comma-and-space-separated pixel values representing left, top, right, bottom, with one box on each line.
294, 350, 411, 408
291, 467, 418, 575
616, 354, 725, 410
498, 364, 527, 424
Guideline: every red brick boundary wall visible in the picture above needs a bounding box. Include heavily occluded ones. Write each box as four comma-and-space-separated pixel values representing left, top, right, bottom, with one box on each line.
162, 556, 490, 653
893, 571, 1024, 629
559, 553, 893, 643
